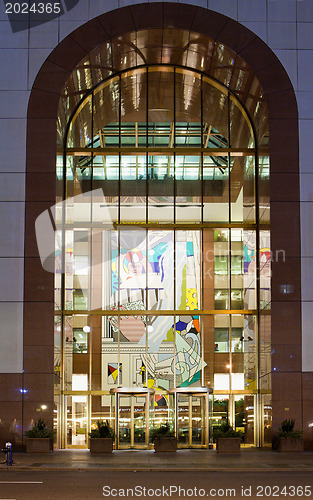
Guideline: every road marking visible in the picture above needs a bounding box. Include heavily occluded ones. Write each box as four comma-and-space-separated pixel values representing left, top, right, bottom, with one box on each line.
0, 482, 43, 484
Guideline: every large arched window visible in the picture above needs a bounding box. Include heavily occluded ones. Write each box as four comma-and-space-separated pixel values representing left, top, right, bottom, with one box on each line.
53, 39, 270, 448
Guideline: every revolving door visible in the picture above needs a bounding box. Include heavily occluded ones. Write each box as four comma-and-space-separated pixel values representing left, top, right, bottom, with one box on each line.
169, 387, 211, 448
110, 388, 155, 449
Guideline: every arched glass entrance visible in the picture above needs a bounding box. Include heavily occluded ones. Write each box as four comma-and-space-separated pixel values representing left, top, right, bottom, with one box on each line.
54, 32, 270, 448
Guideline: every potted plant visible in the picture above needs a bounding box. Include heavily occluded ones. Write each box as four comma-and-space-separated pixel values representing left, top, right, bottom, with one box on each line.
150, 423, 177, 452
25, 418, 54, 453
276, 419, 304, 452
214, 422, 243, 453
89, 420, 115, 453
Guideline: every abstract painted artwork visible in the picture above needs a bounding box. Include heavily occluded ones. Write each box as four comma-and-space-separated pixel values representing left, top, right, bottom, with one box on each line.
103, 230, 204, 390
108, 363, 122, 385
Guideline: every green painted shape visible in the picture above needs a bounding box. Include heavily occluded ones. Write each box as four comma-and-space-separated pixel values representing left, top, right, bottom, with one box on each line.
157, 379, 170, 390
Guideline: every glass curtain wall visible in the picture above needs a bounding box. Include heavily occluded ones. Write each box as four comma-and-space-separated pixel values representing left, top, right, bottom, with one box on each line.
54, 65, 269, 448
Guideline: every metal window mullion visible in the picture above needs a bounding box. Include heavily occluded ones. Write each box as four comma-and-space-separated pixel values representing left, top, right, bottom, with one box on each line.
227, 91, 233, 394
145, 392, 149, 447
174, 67, 176, 225
65, 146, 256, 155
88, 92, 94, 397
200, 74, 204, 222
255, 146, 261, 446
117, 75, 122, 386
173, 68, 177, 388
201, 220, 205, 388
146, 67, 149, 311
189, 395, 193, 447
59, 138, 68, 448
118, 74, 122, 227
145, 68, 149, 384
174, 66, 176, 305
200, 74, 205, 387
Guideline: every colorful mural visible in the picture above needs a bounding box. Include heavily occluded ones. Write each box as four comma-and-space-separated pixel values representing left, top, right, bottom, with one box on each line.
105, 230, 204, 389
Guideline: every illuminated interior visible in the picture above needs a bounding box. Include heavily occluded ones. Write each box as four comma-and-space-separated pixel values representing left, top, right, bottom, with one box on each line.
54, 30, 271, 449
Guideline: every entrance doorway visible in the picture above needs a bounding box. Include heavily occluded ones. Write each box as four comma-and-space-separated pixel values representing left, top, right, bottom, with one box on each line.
111, 388, 154, 449
169, 388, 211, 448
65, 396, 88, 449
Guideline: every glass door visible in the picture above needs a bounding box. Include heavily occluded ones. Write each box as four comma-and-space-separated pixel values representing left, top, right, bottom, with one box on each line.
118, 395, 132, 447
66, 395, 88, 448
211, 394, 229, 444
177, 395, 189, 447
133, 396, 146, 445
210, 394, 256, 447
191, 395, 206, 446
176, 393, 208, 448
115, 391, 150, 449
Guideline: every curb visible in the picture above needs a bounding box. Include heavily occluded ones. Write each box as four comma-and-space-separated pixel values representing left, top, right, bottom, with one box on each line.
2, 466, 313, 473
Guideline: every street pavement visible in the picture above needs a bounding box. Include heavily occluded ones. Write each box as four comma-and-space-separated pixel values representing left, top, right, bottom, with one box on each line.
0, 469, 313, 499
1, 449, 313, 498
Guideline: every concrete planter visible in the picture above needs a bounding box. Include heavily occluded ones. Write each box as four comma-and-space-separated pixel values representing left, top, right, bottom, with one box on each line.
216, 437, 241, 453
154, 437, 177, 452
89, 438, 113, 453
26, 438, 53, 453
278, 437, 304, 452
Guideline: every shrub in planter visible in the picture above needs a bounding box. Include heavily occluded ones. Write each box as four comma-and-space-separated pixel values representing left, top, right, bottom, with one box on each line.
25, 418, 54, 453
89, 420, 115, 453
150, 423, 177, 452
214, 422, 243, 453
276, 419, 304, 452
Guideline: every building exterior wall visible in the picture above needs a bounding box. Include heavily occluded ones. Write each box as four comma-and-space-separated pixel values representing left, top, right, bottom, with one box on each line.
0, 0, 312, 448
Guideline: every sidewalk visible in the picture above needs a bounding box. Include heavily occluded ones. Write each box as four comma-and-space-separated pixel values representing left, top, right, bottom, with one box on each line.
1, 448, 313, 472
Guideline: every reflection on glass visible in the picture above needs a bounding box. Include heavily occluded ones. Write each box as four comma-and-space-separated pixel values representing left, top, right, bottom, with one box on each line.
73, 328, 88, 353
66, 396, 88, 447
259, 311, 271, 393
177, 395, 189, 445
120, 156, 146, 222
242, 315, 257, 390
229, 97, 254, 149
134, 397, 146, 444
230, 155, 255, 224
118, 396, 132, 446
148, 155, 174, 223
214, 328, 229, 353
191, 396, 206, 446
238, 395, 255, 445
176, 394, 207, 447
263, 395, 272, 446
176, 155, 201, 222
260, 230, 271, 310
203, 155, 229, 222
212, 396, 229, 440
67, 96, 93, 149
111, 229, 148, 311
259, 155, 270, 223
